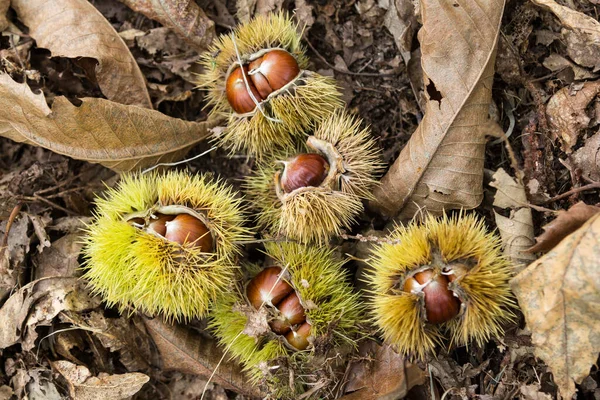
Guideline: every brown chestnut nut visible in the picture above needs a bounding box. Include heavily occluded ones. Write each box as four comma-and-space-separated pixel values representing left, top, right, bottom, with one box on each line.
246, 267, 294, 310
226, 65, 263, 114
248, 50, 300, 92
147, 213, 175, 237
164, 214, 214, 252
285, 322, 311, 350
280, 153, 329, 193
403, 269, 461, 324
269, 292, 306, 334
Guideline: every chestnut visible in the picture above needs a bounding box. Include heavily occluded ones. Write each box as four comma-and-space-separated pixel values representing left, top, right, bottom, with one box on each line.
269, 292, 306, 334
403, 269, 461, 324
280, 153, 330, 193
147, 213, 175, 237
246, 267, 294, 309
164, 214, 214, 252
226, 65, 263, 114
248, 50, 300, 92
285, 322, 311, 350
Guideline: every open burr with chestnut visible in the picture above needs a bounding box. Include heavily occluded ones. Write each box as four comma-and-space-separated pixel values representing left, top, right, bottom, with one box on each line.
82, 171, 251, 321
198, 13, 343, 157
366, 214, 516, 360
246, 111, 383, 243
209, 243, 364, 399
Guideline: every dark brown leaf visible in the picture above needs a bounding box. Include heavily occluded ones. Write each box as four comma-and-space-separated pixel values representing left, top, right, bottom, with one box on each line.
143, 318, 263, 398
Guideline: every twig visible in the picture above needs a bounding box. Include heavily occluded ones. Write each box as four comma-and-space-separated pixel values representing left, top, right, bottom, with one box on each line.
17, 195, 77, 216
541, 181, 600, 204
305, 40, 398, 78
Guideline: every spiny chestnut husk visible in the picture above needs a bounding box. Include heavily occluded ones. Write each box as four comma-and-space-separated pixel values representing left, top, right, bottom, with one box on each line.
246, 111, 383, 243
209, 243, 364, 398
366, 214, 516, 360
82, 171, 251, 321
198, 12, 343, 157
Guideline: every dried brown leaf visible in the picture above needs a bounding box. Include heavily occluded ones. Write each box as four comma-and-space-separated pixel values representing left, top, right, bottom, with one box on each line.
490, 168, 536, 266
33, 233, 84, 279
11, 0, 152, 108
511, 213, 600, 400
532, 0, 600, 72
0, 211, 28, 302
546, 80, 600, 153
342, 342, 426, 400
0, 74, 213, 172
572, 131, 600, 181
118, 0, 215, 53
542, 54, 598, 81
0, 0, 8, 31
371, 0, 504, 218
52, 360, 149, 400
528, 201, 600, 253
381, 0, 417, 64
143, 318, 263, 398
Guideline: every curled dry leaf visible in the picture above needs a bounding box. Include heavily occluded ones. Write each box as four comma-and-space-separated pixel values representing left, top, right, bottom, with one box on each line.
11, 0, 152, 109
546, 80, 600, 153
572, 131, 600, 181
490, 168, 536, 267
0, 74, 213, 172
528, 201, 600, 253
511, 213, 600, 400
341, 342, 426, 400
531, 0, 600, 72
371, 0, 505, 218
143, 317, 264, 398
118, 0, 215, 52
0, 277, 98, 351
52, 360, 149, 400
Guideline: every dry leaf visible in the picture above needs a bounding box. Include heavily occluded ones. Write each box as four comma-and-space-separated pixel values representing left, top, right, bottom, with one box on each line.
380, 0, 417, 64
572, 131, 600, 181
11, 0, 152, 109
0, 277, 98, 351
528, 202, 600, 253
341, 342, 426, 400
542, 54, 598, 81
0, 0, 8, 31
520, 384, 553, 400
118, 0, 215, 53
0, 211, 28, 302
0, 74, 213, 172
511, 213, 600, 400
490, 168, 536, 266
371, 0, 504, 218
143, 318, 264, 398
11, 367, 62, 400
52, 360, 149, 400
546, 80, 600, 153
33, 233, 84, 279
531, 0, 600, 72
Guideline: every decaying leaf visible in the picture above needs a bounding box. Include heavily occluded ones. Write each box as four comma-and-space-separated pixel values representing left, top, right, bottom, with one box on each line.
143, 317, 264, 398
11, 367, 62, 400
0, 0, 8, 31
572, 131, 600, 181
11, 0, 152, 109
528, 202, 600, 253
511, 213, 600, 400
33, 233, 84, 279
0, 277, 98, 351
371, 0, 505, 218
380, 0, 417, 64
0, 74, 214, 172
118, 0, 215, 53
52, 360, 149, 400
490, 168, 536, 266
341, 342, 426, 400
542, 53, 598, 81
546, 80, 600, 153
0, 211, 28, 302
531, 0, 600, 72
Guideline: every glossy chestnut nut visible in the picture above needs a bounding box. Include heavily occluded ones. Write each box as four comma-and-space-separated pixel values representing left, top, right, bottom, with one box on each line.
164, 214, 214, 252
246, 267, 294, 309
403, 269, 461, 324
248, 50, 300, 92
147, 213, 175, 237
226, 65, 262, 114
280, 153, 329, 193
285, 322, 311, 350
269, 292, 306, 334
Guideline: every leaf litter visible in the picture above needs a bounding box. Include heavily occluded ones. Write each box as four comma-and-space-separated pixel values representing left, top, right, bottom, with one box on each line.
1, 0, 600, 398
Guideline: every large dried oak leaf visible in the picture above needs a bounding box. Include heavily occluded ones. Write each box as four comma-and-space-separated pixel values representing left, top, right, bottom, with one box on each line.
12, 0, 152, 108
0, 74, 212, 172
511, 213, 600, 400
371, 0, 504, 218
